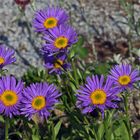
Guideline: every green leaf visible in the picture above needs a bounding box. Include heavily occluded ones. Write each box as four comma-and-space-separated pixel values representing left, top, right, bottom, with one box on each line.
97, 123, 105, 140
74, 36, 84, 47
70, 36, 88, 59
76, 69, 83, 82
78, 48, 88, 58
32, 135, 40, 140
0, 115, 4, 123
54, 121, 62, 138
9, 132, 22, 138
70, 81, 77, 92
136, 18, 140, 35
94, 63, 110, 75
112, 120, 130, 140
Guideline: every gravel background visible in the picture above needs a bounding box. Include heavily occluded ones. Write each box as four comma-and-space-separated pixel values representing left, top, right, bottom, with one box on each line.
1, 0, 140, 77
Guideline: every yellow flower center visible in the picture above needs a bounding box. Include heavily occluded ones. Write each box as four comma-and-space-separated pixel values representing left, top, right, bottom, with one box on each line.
118, 75, 131, 86
54, 59, 63, 69
43, 17, 58, 29
0, 57, 5, 65
54, 36, 68, 49
0, 90, 18, 106
32, 96, 46, 110
90, 89, 106, 105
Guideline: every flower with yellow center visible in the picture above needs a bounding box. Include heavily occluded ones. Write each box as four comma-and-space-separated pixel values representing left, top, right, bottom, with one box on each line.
0, 90, 18, 106
42, 24, 77, 53
90, 89, 107, 105
32, 96, 46, 110
21, 83, 61, 120
76, 75, 119, 117
0, 45, 16, 69
0, 76, 23, 118
44, 17, 58, 29
54, 59, 63, 69
0, 57, 5, 65
33, 7, 68, 32
109, 64, 140, 92
118, 75, 131, 86
54, 36, 68, 49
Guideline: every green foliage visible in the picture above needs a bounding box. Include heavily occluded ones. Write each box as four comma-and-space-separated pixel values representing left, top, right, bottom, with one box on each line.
0, 69, 8, 76
22, 67, 57, 85
112, 119, 130, 140
0, 115, 4, 123
18, 60, 135, 140
70, 36, 88, 59
22, 67, 46, 85
94, 63, 110, 76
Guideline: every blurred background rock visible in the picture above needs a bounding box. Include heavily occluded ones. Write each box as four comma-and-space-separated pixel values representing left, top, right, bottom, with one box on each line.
0, 0, 140, 77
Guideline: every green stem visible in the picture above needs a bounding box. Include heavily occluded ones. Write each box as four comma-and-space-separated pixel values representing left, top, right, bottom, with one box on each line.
84, 117, 98, 140
104, 110, 115, 140
123, 94, 133, 140
35, 123, 40, 139
67, 71, 78, 89
30, 0, 37, 11
91, 128, 98, 140
61, 66, 78, 88
92, 43, 98, 63
72, 60, 79, 86
128, 30, 134, 65
5, 118, 9, 140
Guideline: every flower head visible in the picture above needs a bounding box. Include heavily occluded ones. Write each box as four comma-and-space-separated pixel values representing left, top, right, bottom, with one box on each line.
33, 7, 68, 32
0, 45, 16, 69
109, 64, 140, 92
0, 76, 23, 118
76, 75, 119, 117
21, 82, 61, 120
42, 24, 78, 53
43, 52, 70, 74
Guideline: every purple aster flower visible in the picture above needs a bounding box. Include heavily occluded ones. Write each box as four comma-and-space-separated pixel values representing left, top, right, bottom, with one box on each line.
44, 52, 70, 74
32, 6, 68, 32
0, 45, 16, 69
76, 75, 120, 117
21, 82, 61, 120
42, 24, 78, 53
0, 76, 24, 118
109, 64, 140, 92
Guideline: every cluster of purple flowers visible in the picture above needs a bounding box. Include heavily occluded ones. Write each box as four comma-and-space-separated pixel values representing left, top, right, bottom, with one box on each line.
0, 44, 139, 119
0, 75, 61, 119
33, 6, 78, 74
0, 7, 140, 121
0, 45, 61, 120
76, 64, 140, 117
